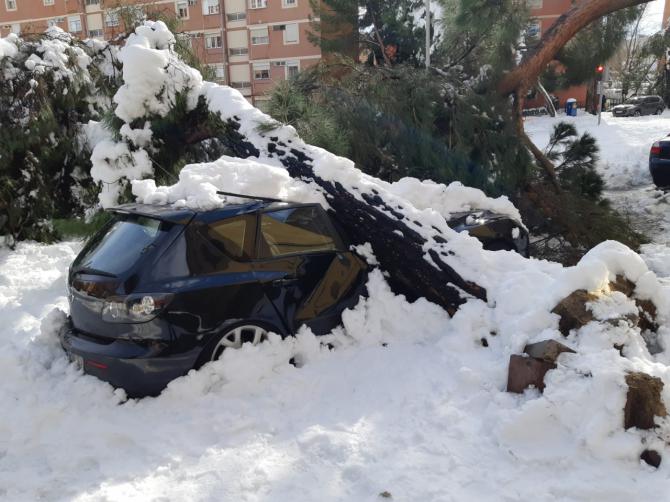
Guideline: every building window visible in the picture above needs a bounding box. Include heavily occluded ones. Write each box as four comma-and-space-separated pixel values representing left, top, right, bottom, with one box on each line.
226, 12, 245, 21
231, 81, 251, 89
88, 28, 103, 37
526, 0, 542, 8
85, 0, 99, 5
68, 15, 82, 32
283, 23, 298, 44
206, 34, 222, 49
249, 0, 266, 8
282, 0, 296, 7
253, 63, 270, 80
105, 11, 119, 27
5, 0, 17, 11
526, 19, 541, 39
286, 60, 299, 78
204, 0, 219, 14
250, 27, 269, 45
47, 18, 58, 27
176, 1, 189, 19
210, 64, 225, 79
229, 47, 248, 56
43, 0, 54, 6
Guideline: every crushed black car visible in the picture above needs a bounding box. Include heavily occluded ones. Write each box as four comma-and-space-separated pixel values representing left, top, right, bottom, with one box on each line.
60, 196, 528, 397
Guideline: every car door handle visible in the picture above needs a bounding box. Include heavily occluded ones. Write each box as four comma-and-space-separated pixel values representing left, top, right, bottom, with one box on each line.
272, 277, 298, 286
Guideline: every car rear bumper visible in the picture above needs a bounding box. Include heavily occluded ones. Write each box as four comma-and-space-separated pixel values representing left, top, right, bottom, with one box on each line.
650, 157, 670, 187
59, 318, 200, 398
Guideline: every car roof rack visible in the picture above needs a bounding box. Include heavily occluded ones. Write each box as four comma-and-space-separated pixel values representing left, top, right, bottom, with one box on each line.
216, 190, 284, 203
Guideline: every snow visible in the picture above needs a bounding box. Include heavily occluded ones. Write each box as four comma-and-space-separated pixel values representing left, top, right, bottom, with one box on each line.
3, 239, 670, 500
0, 33, 18, 59
4, 24, 670, 501
525, 111, 670, 279
113, 21, 202, 123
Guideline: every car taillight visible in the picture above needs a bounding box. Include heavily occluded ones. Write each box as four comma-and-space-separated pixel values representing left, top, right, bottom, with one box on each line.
651, 142, 661, 156
101, 293, 174, 323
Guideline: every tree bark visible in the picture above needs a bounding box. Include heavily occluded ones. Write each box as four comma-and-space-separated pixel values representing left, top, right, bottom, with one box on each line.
498, 0, 653, 97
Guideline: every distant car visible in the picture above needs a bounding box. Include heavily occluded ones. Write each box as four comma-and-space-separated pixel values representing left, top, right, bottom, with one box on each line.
612, 96, 665, 117
649, 136, 670, 186
59, 197, 529, 397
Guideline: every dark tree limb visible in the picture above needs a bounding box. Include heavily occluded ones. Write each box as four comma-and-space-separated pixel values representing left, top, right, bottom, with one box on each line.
498, 0, 653, 97
279, 149, 487, 315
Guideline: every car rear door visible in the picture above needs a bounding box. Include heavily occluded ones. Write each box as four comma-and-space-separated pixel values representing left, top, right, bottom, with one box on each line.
253, 205, 366, 335
644, 97, 655, 114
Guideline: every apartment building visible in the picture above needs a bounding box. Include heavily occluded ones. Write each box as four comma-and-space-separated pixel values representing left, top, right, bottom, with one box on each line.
526, 0, 588, 108
0, 0, 322, 109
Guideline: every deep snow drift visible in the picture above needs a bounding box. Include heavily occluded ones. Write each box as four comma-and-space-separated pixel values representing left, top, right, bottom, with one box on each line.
3, 24, 670, 501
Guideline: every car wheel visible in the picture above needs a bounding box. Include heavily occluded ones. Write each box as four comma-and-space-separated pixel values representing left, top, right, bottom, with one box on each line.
211, 324, 268, 361
195, 324, 270, 368
657, 109, 664, 115
634, 110, 641, 117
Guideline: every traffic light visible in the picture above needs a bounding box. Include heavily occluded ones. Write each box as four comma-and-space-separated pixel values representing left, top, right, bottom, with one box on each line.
595, 64, 604, 81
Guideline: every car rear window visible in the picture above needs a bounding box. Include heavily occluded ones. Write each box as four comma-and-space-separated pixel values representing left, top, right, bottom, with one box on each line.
73, 214, 172, 276
258, 206, 343, 258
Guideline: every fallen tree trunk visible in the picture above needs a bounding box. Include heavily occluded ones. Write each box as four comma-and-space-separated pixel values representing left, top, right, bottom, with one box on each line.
280, 149, 488, 315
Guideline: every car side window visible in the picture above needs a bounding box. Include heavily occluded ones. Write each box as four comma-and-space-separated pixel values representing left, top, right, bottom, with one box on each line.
258, 206, 343, 258
204, 217, 248, 259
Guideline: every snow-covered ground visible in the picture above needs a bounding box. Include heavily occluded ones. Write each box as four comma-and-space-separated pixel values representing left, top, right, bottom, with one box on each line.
4, 239, 670, 501
526, 111, 670, 278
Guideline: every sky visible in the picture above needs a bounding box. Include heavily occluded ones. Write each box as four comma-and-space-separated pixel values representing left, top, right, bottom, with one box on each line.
641, 0, 666, 34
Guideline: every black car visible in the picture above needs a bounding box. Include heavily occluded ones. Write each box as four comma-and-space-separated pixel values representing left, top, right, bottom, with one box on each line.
612, 95, 665, 117
649, 136, 670, 187
59, 197, 528, 397
447, 210, 529, 256
60, 200, 368, 397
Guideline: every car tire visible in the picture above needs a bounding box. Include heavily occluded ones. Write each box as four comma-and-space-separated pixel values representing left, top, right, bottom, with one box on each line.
657, 109, 664, 115
634, 110, 641, 117
195, 323, 271, 368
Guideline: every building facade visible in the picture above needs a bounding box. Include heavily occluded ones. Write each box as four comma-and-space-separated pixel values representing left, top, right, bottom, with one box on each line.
0, 0, 322, 109
526, 0, 588, 109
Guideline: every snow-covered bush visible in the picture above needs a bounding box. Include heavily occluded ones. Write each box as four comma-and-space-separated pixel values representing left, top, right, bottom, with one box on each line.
0, 28, 118, 244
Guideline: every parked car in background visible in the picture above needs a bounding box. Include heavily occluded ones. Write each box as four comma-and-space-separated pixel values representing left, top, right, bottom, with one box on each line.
649, 135, 670, 187
59, 196, 530, 397
612, 96, 665, 117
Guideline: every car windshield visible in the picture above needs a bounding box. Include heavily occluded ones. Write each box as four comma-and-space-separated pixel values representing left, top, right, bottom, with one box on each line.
73, 214, 172, 277
625, 98, 642, 104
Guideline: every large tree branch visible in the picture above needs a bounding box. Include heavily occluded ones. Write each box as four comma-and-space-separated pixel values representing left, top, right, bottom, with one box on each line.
498, 0, 653, 97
